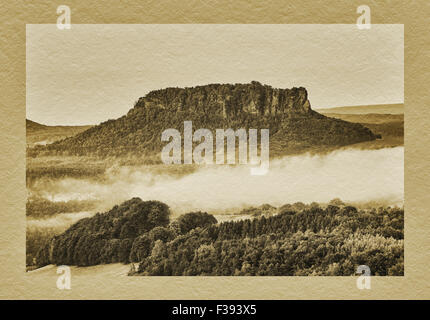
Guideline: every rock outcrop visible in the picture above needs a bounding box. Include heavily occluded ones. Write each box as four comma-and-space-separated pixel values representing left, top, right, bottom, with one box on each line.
134, 81, 311, 118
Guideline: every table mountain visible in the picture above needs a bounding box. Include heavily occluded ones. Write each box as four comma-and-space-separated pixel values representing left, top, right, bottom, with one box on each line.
30, 82, 377, 159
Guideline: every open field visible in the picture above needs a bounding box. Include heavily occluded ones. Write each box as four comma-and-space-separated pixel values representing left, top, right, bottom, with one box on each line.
317, 103, 403, 115
27, 263, 130, 277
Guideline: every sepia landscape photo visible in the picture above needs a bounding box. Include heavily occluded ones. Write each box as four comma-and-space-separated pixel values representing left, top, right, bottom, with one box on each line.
26, 24, 404, 277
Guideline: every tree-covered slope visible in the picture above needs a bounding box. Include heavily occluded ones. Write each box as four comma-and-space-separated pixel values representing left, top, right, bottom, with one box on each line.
35, 198, 171, 267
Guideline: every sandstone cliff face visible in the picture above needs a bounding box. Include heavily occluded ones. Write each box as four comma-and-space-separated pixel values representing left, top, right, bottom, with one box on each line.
134, 81, 311, 118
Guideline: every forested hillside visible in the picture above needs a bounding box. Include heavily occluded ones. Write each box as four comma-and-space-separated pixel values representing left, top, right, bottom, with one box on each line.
28, 82, 377, 159
35, 198, 404, 276
35, 198, 171, 266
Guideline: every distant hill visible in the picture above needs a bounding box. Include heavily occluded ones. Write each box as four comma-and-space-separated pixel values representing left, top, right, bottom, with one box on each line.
26, 119, 92, 147
26, 119, 48, 131
29, 82, 377, 159
317, 113, 403, 149
317, 104, 403, 115
319, 113, 403, 124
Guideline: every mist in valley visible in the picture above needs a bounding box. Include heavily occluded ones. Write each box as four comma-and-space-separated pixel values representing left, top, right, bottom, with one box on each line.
30, 147, 403, 223
26, 146, 404, 271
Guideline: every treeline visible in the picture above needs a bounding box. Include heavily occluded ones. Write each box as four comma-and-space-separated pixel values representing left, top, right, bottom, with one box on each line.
26, 163, 106, 187
35, 198, 404, 276
27, 226, 63, 267
27, 196, 97, 218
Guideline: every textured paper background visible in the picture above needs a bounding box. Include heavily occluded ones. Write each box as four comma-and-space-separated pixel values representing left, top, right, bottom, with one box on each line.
0, 0, 429, 299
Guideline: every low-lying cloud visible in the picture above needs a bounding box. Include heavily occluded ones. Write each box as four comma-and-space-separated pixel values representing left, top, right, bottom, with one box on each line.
37, 147, 404, 214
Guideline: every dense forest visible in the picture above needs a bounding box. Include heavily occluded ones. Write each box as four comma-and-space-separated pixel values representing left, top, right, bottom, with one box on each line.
28, 82, 377, 159
35, 197, 404, 276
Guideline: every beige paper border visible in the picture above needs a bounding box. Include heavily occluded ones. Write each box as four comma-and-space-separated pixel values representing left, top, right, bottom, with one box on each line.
1, 0, 429, 299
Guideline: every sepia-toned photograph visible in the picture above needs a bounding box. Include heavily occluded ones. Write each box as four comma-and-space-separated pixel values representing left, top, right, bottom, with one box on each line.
25, 24, 404, 278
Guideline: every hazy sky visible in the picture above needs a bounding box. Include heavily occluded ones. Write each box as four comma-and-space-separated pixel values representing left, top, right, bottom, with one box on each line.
27, 24, 403, 125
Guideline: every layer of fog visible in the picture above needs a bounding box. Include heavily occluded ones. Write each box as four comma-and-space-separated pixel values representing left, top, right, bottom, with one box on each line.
34, 147, 404, 215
